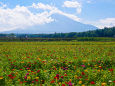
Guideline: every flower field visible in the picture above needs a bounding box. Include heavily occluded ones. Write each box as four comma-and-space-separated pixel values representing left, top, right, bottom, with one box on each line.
0, 42, 115, 86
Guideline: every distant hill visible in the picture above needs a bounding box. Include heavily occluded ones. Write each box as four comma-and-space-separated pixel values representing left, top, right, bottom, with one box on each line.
0, 27, 115, 38
2, 14, 98, 34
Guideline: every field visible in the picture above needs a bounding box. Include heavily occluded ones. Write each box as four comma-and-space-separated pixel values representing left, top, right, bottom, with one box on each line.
0, 42, 115, 86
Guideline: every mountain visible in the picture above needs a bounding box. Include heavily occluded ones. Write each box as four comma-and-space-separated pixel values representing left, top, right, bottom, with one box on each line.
2, 14, 98, 34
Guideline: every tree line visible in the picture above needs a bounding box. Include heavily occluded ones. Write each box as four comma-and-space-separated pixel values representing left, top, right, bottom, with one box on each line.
0, 27, 115, 38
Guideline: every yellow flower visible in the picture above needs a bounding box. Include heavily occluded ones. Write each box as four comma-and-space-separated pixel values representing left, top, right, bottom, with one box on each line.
74, 75, 77, 78
77, 70, 80, 73
44, 70, 47, 72
101, 83, 106, 86
82, 60, 87, 62
59, 82, 61, 85
69, 79, 72, 81
27, 70, 31, 72
99, 66, 101, 68
15, 72, 18, 75
37, 58, 41, 61
82, 84, 85, 86
36, 77, 39, 79
74, 66, 76, 69
98, 70, 100, 72
0, 76, 3, 79
85, 69, 88, 72
18, 79, 20, 82
79, 81, 82, 84
27, 76, 31, 80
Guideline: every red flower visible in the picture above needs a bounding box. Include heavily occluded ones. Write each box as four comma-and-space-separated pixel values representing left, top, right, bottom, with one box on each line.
54, 76, 59, 79
50, 80, 55, 83
24, 81, 27, 83
11, 76, 16, 79
85, 79, 88, 80
35, 79, 38, 82
61, 76, 64, 79
90, 81, 95, 84
54, 68, 57, 70
82, 72, 85, 75
32, 81, 34, 83
19, 69, 23, 70
113, 81, 115, 83
27, 56, 30, 58
65, 81, 69, 84
9, 59, 11, 61
62, 84, 66, 86
56, 74, 59, 77
37, 70, 40, 73
20, 81, 23, 84
109, 69, 114, 72
31, 71, 34, 72
64, 74, 67, 76
8, 74, 12, 77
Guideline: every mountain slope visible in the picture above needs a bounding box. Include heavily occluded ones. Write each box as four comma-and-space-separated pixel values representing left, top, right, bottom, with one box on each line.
3, 14, 98, 33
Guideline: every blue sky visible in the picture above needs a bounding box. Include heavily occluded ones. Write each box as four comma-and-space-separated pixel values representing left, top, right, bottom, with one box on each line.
0, 0, 115, 32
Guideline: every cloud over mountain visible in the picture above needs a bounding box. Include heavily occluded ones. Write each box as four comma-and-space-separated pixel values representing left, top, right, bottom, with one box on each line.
0, 2, 80, 32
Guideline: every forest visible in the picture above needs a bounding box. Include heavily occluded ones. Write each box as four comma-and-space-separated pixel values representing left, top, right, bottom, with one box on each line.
0, 27, 115, 42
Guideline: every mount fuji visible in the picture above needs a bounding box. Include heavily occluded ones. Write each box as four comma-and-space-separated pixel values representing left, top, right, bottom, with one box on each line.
2, 14, 98, 34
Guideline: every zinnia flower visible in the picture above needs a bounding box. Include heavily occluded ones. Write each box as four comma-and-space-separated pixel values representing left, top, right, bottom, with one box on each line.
79, 81, 82, 84
27, 76, 31, 80
24, 76, 27, 79
62, 84, 65, 86
68, 81, 72, 86
90, 81, 95, 84
50, 80, 55, 83
81, 65, 85, 68
82, 72, 85, 75
101, 82, 106, 86
0, 76, 3, 79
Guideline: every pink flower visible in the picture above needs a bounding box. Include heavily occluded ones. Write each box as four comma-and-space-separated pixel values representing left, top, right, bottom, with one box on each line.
24, 76, 27, 79
56, 74, 59, 78
26, 73, 29, 76
81, 65, 85, 67
68, 81, 72, 86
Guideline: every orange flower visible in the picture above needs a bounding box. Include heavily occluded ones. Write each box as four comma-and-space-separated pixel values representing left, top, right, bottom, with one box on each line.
50, 80, 55, 83
0, 76, 3, 79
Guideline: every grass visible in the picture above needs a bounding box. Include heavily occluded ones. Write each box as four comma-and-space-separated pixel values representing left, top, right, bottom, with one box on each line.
0, 42, 115, 86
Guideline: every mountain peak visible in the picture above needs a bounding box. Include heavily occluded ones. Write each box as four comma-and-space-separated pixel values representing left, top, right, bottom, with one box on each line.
2, 14, 98, 34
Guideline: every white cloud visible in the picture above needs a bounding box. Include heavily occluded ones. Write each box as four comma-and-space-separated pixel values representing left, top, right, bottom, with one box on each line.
32, 3, 80, 21
32, 3, 56, 10
82, 18, 115, 29
87, 0, 92, 3
0, 3, 80, 32
0, 5, 54, 32
63, 0, 82, 14
99, 18, 115, 28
